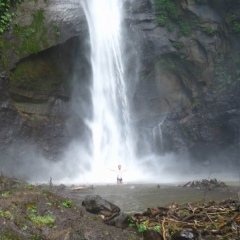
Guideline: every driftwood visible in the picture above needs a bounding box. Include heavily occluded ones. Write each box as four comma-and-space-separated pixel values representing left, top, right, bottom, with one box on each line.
71, 186, 88, 190
183, 178, 227, 190
131, 199, 240, 240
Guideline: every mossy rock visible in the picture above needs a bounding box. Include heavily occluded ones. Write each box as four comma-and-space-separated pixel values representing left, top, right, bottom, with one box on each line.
10, 51, 67, 93
13, 8, 49, 57
0, 228, 26, 240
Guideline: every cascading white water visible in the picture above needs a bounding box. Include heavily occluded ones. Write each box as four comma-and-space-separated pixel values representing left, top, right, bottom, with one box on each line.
80, 0, 135, 182
153, 119, 165, 152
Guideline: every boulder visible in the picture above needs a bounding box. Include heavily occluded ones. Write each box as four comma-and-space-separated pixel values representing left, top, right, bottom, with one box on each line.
171, 228, 198, 240
82, 195, 120, 214
143, 229, 163, 240
104, 212, 129, 229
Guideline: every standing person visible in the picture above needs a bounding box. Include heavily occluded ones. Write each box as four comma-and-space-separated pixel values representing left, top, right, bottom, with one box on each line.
109, 165, 126, 184
117, 165, 123, 185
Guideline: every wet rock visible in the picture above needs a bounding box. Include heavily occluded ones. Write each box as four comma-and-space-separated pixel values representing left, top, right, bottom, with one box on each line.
57, 184, 66, 191
104, 212, 129, 229
181, 0, 221, 22
126, 0, 152, 13
171, 228, 198, 240
183, 179, 227, 190
143, 229, 163, 240
82, 195, 120, 214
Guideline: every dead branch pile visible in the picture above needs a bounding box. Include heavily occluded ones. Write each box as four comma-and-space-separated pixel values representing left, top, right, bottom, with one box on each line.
132, 199, 240, 240
183, 179, 227, 190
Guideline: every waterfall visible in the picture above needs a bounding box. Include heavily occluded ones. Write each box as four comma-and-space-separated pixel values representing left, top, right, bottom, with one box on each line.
79, 0, 135, 182
152, 119, 164, 153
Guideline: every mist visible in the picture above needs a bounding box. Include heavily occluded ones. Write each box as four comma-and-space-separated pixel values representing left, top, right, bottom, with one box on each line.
0, 139, 238, 185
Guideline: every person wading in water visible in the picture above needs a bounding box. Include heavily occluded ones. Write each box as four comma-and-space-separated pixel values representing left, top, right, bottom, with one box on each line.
110, 165, 126, 184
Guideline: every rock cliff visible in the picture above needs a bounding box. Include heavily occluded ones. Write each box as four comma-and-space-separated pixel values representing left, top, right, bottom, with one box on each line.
0, 0, 239, 170
127, 0, 240, 169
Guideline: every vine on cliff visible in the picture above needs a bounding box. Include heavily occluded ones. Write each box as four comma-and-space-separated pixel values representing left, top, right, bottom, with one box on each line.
13, 8, 49, 56
231, 14, 240, 33
154, 0, 178, 30
0, 0, 23, 34
155, 0, 178, 19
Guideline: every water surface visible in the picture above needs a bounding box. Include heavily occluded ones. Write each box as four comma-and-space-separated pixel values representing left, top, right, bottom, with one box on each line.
70, 183, 239, 213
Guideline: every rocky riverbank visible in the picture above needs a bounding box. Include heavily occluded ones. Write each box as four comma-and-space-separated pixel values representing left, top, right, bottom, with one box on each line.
0, 175, 138, 240
0, 176, 239, 240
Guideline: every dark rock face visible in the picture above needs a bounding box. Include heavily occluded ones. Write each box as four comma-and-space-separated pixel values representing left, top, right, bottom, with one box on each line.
0, 1, 92, 162
0, 36, 91, 161
126, 0, 240, 167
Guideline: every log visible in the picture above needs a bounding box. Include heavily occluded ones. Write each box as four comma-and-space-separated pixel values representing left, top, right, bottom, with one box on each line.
71, 186, 87, 190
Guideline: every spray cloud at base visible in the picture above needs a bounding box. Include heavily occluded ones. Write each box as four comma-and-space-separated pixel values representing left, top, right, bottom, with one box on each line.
1, 143, 238, 184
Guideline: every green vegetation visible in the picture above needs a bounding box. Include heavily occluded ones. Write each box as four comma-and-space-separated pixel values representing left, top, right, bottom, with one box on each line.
52, 21, 60, 37
25, 185, 35, 190
0, 0, 50, 35
0, 210, 12, 219
14, 8, 49, 56
0, 228, 25, 240
192, 98, 200, 107
26, 214, 55, 227
158, 56, 178, 70
0, 38, 12, 69
179, 21, 192, 36
128, 217, 162, 234
154, 0, 201, 36
62, 200, 72, 208
171, 40, 183, 50
2, 191, 10, 197
43, 191, 54, 198
128, 216, 135, 228
22, 225, 28, 231
230, 14, 240, 33
27, 205, 37, 213
155, 0, 178, 19
137, 220, 162, 233
0, 5, 50, 72
236, 69, 240, 76
30, 234, 42, 240
0, 0, 23, 34
154, 0, 203, 38
0, 0, 23, 69
234, 57, 240, 65
10, 56, 63, 92
0, 0, 12, 34
156, 15, 167, 26
213, 52, 240, 94
202, 27, 217, 36
137, 222, 147, 233
0, 0, 60, 73
167, 23, 174, 32
155, 0, 177, 30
